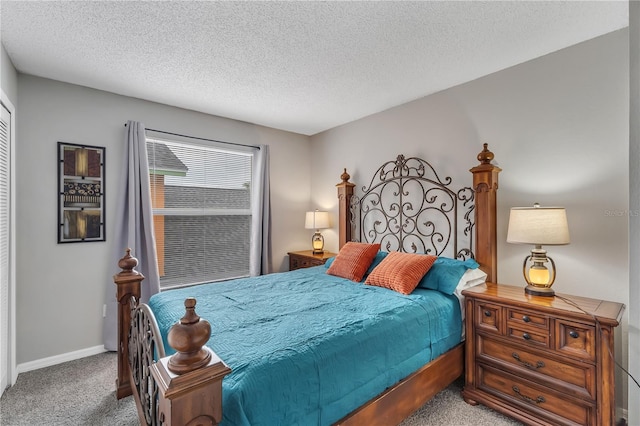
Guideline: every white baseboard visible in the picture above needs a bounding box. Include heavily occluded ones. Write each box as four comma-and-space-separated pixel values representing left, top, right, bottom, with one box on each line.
16, 345, 107, 375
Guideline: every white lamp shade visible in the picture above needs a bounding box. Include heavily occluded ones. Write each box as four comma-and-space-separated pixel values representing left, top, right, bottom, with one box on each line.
507, 205, 570, 245
305, 211, 330, 229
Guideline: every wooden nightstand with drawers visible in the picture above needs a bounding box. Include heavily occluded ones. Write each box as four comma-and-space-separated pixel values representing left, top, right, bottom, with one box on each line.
288, 250, 336, 271
462, 283, 624, 426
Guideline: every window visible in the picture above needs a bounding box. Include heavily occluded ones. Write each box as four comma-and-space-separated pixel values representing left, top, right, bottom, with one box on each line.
147, 137, 253, 289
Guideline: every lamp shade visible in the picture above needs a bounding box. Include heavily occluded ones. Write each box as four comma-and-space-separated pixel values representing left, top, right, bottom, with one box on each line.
305, 211, 330, 230
507, 205, 570, 245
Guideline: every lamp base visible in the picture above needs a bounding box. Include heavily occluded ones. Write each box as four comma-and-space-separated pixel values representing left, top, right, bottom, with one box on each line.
524, 285, 555, 297
311, 231, 324, 255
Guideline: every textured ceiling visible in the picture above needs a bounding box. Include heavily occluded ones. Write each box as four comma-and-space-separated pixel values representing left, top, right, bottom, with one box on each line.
0, 1, 629, 135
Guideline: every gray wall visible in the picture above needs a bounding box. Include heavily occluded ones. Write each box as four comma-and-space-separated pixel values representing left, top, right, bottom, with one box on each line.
311, 29, 631, 416
628, 3, 639, 424
15, 75, 311, 364
1, 44, 18, 104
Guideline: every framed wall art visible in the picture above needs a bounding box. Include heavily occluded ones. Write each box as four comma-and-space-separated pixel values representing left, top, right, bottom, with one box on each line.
58, 142, 105, 243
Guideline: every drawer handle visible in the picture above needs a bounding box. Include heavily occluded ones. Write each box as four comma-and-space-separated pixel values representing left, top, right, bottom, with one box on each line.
569, 330, 579, 338
484, 310, 492, 317
512, 385, 546, 405
512, 352, 545, 370
522, 333, 531, 340
522, 315, 531, 323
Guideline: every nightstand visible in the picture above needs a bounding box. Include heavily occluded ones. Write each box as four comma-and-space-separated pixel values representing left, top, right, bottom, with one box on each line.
462, 283, 624, 426
288, 250, 336, 271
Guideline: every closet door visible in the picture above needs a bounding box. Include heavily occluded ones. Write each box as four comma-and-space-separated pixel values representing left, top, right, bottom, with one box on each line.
0, 100, 12, 393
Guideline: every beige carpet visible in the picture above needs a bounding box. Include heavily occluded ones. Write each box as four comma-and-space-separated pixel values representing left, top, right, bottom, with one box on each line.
0, 352, 522, 425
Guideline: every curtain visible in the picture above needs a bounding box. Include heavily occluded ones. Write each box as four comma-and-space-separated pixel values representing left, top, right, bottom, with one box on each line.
250, 144, 271, 276
103, 120, 160, 351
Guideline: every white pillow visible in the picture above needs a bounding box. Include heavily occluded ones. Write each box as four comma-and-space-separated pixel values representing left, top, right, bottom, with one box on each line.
456, 268, 487, 295
454, 268, 487, 339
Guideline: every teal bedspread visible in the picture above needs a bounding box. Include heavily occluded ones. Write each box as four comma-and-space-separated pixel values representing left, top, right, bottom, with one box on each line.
149, 265, 462, 426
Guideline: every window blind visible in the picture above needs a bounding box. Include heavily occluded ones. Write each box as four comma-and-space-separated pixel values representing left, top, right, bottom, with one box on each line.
147, 137, 253, 289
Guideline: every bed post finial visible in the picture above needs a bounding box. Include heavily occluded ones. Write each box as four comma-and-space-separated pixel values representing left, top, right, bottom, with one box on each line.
118, 248, 138, 273
340, 168, 351, 183
470, 144, 501, 284
167, 298, 213, 374
336, 168, 355, 249
113, 248, 145, 399
151, 297, 231, 425
477, 143, 494, 165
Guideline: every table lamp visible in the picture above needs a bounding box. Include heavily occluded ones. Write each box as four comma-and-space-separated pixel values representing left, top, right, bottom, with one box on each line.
305, 210, 330, 254
506, 203, 570, 297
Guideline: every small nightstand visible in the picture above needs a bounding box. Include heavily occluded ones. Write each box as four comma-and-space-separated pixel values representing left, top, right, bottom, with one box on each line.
462, 283, 624, 426
288, 250, 336, 271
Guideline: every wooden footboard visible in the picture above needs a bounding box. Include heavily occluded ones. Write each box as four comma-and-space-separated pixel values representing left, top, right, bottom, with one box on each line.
113, 249, 144, 400
128, 300, 165, 424
114, 251, 231, 425
114, 251, 164, 424
115, 144, 500, 425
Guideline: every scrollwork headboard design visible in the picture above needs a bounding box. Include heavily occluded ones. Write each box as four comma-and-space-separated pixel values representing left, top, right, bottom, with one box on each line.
349, 154, 475, 259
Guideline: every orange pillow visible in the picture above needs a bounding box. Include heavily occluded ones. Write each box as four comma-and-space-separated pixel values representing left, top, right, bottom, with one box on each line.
326, 242, 381, 281
365, 251, 437, 294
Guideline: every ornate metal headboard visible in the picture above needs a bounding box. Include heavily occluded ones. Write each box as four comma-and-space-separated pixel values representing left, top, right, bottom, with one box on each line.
349, 154, 475, 259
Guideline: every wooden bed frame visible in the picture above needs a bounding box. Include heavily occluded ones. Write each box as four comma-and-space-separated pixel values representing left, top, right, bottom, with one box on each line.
113, 143, 500, 425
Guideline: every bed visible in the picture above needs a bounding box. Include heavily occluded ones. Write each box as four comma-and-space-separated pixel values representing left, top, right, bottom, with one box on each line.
113, 144, 501, 425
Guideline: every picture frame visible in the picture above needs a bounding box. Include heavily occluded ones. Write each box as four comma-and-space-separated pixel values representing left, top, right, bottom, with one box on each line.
57, 142, 105, 243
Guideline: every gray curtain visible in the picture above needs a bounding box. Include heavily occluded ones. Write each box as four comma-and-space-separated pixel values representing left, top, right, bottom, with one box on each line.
103, 120, 160, 351
250, 144, 271, 275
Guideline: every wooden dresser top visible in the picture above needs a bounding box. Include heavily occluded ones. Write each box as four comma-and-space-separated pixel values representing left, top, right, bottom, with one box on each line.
463, 283, 625, 326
